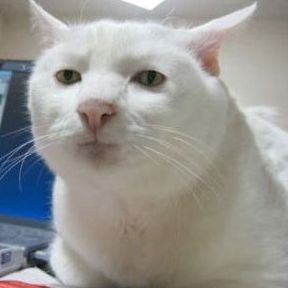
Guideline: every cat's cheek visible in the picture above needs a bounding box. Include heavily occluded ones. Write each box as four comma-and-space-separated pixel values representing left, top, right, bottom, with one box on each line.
125, 87, 171, 118
35, 141, 79, 177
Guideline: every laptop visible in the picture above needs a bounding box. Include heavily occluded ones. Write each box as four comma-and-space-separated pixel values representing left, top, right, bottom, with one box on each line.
0, 60, 55, 273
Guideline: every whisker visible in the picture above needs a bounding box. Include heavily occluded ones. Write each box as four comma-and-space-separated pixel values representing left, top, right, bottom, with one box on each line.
17, 137, 59, 189
172, 136, 225, 189
160, 8, 176, 25
0, 158, 26, 182
143, 124, 226, 192
23, 155, 43, 177
78, 0, 90, 23
0, 153, 35, 183
136, 134, 204, 171
35, 164, 46, 191
136, 133, 222, 196
141, 145, 216, 199
1, 147, 41, 183
0, 143, 36, 179
132, 144, 160, 165
0, 122, 50, 139
0, 132, 54, 163
0, 139, 34, 163
18, 145, 37, 193
140, 145, 204, 210
144, 124, 212, 151
0, 136, 43, 173
0, 133, 58, 182
0, 147, 36, 182
0, 158, 21, 179
0, 126, 32, 138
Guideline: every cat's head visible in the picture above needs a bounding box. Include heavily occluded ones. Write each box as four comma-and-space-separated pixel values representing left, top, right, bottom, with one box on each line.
28, 1, 256, 180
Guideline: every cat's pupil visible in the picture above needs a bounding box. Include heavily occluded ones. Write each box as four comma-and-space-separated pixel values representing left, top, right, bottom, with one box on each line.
147, 71, 157, 84
64, 70, 73, 81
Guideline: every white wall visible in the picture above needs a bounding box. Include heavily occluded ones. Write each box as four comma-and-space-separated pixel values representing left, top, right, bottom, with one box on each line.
0, 16, 287, 128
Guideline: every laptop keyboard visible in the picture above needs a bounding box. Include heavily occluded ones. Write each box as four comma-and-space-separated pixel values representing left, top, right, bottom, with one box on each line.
0, 222, 54, 248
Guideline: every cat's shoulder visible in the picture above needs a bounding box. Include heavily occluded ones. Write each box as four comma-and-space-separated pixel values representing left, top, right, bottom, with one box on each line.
244, 107, 288, 190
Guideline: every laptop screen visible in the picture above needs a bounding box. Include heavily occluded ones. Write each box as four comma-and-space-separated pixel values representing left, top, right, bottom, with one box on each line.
0, 60, 54, 222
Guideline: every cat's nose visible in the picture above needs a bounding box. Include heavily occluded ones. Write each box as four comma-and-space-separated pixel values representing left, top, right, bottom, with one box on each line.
77, 100, 117, 135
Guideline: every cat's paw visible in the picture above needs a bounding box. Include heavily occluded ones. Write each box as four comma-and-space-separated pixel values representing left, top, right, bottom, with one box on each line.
50, 237, 114, 288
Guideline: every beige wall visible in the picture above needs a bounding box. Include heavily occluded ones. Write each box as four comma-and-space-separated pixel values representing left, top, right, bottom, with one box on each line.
221, 20, 288, 124
0, 15, 2, 39
0, 17, 38, 60
0, 15, 287, 127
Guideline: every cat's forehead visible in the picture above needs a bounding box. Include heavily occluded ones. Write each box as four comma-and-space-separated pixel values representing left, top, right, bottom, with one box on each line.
42, 20, 185, 69
58, 20, 178, 56
70, 20, 173, 43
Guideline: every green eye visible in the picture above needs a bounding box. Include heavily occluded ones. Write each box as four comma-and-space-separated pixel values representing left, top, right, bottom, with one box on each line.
55, 69, 81, 85
134, 70, 165, 87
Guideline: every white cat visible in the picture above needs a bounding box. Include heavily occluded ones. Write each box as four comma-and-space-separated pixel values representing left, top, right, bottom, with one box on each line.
28, 1, 288, 287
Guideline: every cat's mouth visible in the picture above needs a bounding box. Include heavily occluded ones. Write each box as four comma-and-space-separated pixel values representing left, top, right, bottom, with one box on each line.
79, 140, 118, 150
77, 139, 120, 160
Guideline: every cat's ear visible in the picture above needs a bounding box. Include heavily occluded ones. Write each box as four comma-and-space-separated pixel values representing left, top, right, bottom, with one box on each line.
187, 3, 257, 76
29, 0, 68, 48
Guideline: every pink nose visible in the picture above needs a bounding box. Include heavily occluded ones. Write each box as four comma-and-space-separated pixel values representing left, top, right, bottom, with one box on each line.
77, 100, 116, 135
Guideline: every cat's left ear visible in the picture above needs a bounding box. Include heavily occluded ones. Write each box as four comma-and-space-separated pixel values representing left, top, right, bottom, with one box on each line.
29, 0, 68, 48
186, 3, 257, 76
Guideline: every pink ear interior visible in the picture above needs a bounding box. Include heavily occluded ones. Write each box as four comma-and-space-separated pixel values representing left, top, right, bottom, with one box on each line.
187, 3, 257, 76
29, 0, 67, 48
191, 30, 226, 76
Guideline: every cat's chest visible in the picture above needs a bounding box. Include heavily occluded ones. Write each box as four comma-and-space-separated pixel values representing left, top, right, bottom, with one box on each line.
53, 183, 190, 284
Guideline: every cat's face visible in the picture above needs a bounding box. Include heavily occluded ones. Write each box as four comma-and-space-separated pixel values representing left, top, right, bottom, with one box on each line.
29, 22, 213, 170
28, 1, 255, 179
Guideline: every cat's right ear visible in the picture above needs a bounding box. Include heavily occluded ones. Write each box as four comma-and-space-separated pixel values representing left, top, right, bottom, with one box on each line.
181, 3, 257, 76
29, 0, 68, 48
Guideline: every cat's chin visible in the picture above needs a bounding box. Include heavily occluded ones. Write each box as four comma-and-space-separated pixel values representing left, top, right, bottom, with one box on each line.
77, 140, 121, 164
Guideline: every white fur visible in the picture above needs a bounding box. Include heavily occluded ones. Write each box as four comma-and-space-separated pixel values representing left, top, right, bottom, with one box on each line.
28, 2, 288, 287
